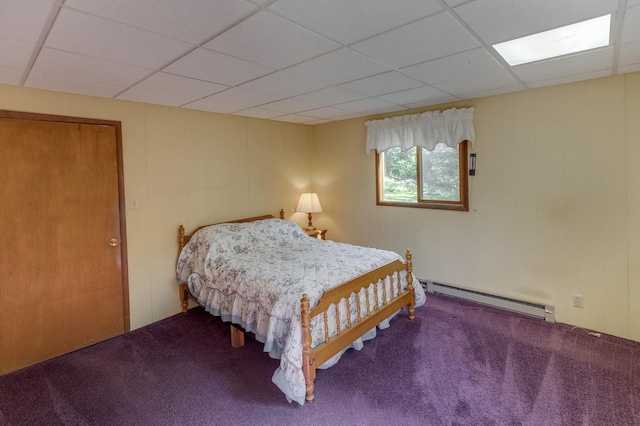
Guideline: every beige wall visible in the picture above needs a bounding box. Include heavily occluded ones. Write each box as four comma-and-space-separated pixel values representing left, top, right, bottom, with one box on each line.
3, 71, 640, 342
312, 72, 640, 342
0, 84, 313, 330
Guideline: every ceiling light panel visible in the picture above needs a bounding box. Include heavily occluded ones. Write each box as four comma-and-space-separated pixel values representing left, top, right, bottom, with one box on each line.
493, 15, 611, 66
454, 0, 618, 45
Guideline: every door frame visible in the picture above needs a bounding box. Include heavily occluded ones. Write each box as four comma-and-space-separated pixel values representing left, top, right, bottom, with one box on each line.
1, 109, 130, 331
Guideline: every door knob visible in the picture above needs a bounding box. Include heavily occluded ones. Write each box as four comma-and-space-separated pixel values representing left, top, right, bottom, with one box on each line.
108, 238, 119, 247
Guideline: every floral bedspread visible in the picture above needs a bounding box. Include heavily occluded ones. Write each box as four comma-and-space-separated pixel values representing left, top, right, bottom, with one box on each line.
176, 218, 426, 404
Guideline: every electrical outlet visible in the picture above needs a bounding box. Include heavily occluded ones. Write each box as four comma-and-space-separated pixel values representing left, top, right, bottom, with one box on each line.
573, 293, 584, 308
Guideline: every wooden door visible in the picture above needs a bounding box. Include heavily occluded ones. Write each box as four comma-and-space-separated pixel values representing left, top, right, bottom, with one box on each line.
0, 111, 129, 374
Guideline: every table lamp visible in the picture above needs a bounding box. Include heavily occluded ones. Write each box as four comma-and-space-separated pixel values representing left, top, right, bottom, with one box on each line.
296, 193, 322, 230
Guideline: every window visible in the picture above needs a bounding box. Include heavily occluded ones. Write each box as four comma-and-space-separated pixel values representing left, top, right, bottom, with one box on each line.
365, 107, 474, 212
376, 140, 469, 211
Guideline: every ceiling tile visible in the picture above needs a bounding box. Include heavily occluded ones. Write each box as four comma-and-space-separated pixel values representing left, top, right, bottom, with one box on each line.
302, 106, 354, 119
453, 0, 619, 45
268, 0, 442, 44
271, 114, 317, 124
526, 69, 612, 89
443, 0, 468, 6
116, 72, 227, 106
351, 12, 480, 68
203, 10, 340, 69
403, 98, 459, 109
0, 66, 25, 85
3, 0, 640, 123
340, 71, 424, 97
164, 48, 275, 86
365, 105, 409, 116
285, 48, 393, 85
231, 107, 284, 119
402, 48, 504, 85
305, 118, 333, 125
256, 98, 320, 114
183, 99, 244, 114
0, 37, 34, 69
192, 87, 283, 108
45, 8, 193, 69
621, 5, 640, 43
512, 47, 614, 85
619, 40, 640, 67
0, 0, 56, 43
63, 0, 256, 44
619, 63, 640, 74
25, 70, 125, 97
291, 86, 367, 107
378, 86, 455, 106
334, 97, 401, 113
32, 48, 152, 86
433, 69, 524, 97
239, 71, 328, 98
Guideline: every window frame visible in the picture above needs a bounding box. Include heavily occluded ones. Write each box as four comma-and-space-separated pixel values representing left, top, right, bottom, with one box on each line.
375, 140, 469, 211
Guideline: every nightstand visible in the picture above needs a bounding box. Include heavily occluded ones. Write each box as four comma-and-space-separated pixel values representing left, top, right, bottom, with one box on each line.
304, 229, 327, 240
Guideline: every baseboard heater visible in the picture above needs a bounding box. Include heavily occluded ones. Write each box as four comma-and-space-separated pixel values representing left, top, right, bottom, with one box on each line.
424, 281, 555, 323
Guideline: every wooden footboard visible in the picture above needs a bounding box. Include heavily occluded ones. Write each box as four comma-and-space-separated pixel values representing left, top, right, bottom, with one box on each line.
300, 251, 415, 403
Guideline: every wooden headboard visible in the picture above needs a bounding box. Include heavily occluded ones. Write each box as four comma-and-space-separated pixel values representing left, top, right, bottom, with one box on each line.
178, 209, 285, 255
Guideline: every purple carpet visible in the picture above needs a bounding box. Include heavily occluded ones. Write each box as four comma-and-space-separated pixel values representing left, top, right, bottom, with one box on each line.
1, 294, 638, 425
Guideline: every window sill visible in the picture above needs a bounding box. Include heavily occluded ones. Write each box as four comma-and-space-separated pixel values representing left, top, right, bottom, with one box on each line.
377, 200, 469, 211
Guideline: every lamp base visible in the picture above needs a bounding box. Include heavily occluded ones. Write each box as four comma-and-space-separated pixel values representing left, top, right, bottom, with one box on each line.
305, 212, 315, 231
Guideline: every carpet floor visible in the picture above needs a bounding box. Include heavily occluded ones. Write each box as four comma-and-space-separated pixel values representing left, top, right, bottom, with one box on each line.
0, 294, 638, 425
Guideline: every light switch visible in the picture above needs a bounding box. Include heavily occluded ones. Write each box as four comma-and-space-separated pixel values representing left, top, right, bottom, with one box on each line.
130, 197, 140, 209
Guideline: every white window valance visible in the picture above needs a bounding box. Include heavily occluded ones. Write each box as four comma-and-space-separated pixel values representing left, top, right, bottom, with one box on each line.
365, 107, 475, 154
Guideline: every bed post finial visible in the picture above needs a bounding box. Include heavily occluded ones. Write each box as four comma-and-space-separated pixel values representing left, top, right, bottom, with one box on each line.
178, 225, 185, 251
406, 249, 416, 320
279, 209, 285, 219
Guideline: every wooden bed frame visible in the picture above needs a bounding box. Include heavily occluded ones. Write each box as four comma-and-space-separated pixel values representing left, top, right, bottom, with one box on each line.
177, 210, 416, 403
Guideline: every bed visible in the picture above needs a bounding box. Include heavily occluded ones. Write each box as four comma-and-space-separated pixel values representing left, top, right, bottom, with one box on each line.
176, 212, 426, 404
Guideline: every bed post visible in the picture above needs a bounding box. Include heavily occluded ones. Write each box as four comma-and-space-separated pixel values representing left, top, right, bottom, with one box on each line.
301, 294, 316, 402
279, 209, 284, 219
178, 225, 189, 313
179, 284, 189, 313
178, 225, 186, 252
406, 250, 416, 320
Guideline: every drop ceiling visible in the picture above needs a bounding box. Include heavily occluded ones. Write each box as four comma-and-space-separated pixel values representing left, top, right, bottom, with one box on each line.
2, 0, 639, 124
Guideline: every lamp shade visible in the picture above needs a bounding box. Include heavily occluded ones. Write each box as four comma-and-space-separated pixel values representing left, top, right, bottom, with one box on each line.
296, 193, 322, 213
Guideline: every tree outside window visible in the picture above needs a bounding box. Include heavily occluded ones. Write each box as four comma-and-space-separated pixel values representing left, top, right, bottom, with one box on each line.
376, 140, 469, 211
